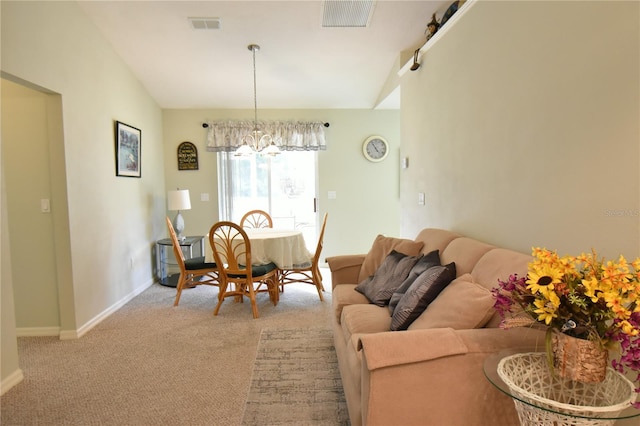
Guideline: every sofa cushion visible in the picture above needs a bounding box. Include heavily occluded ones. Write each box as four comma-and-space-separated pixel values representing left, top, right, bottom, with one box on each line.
332, 284, 369, 324
355, 250, 422, 306
440, 237, 495, 277
470, 248, 532, 328
358, 235, 424, 283
390, 262, 456, 331
388, 250, 441, 314
341, 304, 392, 344
408, 274, 496, 330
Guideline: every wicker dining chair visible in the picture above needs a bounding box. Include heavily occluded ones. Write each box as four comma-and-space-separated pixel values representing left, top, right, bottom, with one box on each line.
166, 217, 219, 306
279, 213, 328, 301
209, 221, 279, 318
240, 209, 273, 229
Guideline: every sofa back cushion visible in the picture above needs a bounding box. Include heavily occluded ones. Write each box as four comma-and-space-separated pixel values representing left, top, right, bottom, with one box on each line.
471, 248, 531, 291
440, 237, 495, 277
414, 228, 461, 256
471, 248, 532, 328
358, 235, 424, 283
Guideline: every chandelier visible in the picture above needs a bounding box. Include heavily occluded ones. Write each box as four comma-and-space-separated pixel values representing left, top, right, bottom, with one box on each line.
235, 44, 281, 156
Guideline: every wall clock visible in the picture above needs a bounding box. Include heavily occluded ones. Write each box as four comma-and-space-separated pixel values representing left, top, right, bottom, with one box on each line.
362, 136, 389, 162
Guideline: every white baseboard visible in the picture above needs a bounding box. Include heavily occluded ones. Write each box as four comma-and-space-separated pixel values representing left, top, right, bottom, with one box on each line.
1, 368, 24, 396
15, 279, 153, 340
15, 326, 60, 337
60, 279, 153, 340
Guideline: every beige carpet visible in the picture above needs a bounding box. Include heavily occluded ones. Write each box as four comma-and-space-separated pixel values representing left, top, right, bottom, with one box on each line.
1, 279, 335, 425
242, 327, 349, 426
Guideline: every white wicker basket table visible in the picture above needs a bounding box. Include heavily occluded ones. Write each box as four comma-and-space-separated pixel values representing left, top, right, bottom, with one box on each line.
483, 349, 639, 426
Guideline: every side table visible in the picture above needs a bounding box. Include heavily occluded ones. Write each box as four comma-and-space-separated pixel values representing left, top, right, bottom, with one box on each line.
483, 348, 639, 426
155, 235, 205, 287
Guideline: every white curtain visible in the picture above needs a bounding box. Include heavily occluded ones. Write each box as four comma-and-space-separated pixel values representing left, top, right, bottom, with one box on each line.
205, 120, 327, 152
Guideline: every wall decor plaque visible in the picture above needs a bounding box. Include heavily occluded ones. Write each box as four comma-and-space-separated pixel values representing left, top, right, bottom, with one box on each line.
177, 141, 198, 170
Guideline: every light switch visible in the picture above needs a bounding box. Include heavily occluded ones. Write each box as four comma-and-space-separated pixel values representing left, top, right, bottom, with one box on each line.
418, 192, 425, 206
41, 198, 51, 213
401, 157, 409, 169
328, 191, 337, 199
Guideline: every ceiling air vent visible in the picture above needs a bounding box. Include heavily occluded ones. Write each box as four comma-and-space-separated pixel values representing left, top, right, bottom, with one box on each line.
188, 17, 221, 30
322, 0, 376, 28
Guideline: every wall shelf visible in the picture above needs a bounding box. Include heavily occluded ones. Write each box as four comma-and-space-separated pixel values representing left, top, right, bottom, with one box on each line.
398, 0, 478, 77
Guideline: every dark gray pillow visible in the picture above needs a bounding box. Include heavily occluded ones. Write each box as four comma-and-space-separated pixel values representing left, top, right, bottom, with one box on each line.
390, 262, 456, 331
388, 250, 441, 314
355, 250, 422, 306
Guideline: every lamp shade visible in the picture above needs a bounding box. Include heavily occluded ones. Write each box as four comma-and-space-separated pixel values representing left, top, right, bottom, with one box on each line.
168, 189, 191, 211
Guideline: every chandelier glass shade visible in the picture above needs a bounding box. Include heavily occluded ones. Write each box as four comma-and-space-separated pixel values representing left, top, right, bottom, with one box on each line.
236, 44, 280, 156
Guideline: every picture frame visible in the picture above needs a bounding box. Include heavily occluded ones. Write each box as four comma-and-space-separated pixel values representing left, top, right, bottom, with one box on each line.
115, 121, 141, 177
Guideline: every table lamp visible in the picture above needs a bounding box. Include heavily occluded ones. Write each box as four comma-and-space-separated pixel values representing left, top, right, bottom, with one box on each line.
168, 189, 191, 241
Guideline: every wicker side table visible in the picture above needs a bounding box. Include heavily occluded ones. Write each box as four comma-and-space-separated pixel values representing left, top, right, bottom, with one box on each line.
483, 349, 639, 426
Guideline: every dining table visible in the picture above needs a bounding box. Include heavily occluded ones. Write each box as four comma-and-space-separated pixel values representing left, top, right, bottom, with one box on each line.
205, 227, 313, 269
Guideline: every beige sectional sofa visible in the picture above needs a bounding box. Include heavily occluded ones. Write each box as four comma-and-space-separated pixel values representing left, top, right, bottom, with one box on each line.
326, 228, 545, 426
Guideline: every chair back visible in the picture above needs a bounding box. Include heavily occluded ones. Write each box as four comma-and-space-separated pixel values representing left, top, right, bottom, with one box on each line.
166, 217, 187, 271
208, 221, 253, 279
240, 209, 273, 229
312, 213, 328, 264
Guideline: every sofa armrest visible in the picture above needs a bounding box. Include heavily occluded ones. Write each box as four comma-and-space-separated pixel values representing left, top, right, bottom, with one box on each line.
326, 254, 365, 288
358, 327, 545, 426
357, 328, 468, 369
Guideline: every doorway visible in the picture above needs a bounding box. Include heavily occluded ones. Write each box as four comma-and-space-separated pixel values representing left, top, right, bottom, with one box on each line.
1, 76, 71, 336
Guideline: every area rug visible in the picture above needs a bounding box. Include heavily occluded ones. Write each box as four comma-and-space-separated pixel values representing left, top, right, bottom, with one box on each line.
241, 327, 350, 426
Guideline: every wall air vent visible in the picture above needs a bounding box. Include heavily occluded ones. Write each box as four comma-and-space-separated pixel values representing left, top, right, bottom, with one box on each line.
322, 0, 376, 28
188, 17, 221, 30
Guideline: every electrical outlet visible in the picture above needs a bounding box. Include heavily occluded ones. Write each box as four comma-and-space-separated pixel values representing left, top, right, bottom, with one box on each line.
418, 192, 425, 206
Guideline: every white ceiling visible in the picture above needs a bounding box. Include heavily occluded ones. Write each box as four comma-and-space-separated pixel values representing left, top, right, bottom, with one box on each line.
77, 1, 447, 110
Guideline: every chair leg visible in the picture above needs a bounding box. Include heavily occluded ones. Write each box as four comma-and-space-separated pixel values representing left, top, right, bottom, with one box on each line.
213, 280, 229, 316
174, 272, 187, 306
268, 277, 279, 306
247, 282, 260, 319
278, 270, 284, 293
312, 268, 324, 302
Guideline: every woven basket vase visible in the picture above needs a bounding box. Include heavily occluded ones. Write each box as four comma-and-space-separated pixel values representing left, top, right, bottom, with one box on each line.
552, 331, 608, 383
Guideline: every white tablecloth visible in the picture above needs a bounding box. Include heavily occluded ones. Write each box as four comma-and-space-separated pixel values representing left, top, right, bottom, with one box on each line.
205, 228, 313, 269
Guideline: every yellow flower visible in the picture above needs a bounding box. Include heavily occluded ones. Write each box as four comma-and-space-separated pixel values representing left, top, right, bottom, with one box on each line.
527, 263, 562, 295
582, 276, 601, 302
619, 320, 639, 336
533, 299, 557, 325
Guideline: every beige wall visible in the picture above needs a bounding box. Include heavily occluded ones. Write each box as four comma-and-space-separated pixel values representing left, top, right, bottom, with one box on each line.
1, 153, 22, 394
1, 0, 164, 387
400, 0, 640, 259
163, 108, 401, 260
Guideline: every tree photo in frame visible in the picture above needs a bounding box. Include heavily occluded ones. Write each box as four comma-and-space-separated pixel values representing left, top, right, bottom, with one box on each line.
115, 121, 141, 177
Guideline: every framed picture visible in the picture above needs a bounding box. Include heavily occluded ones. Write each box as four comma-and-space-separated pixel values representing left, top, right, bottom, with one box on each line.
115, 121, 141, 177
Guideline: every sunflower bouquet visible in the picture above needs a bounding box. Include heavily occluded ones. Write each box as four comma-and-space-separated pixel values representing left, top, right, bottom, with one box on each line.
492, 247, 640, 405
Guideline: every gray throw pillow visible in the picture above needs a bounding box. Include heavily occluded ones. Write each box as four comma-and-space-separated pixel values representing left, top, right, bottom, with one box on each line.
355, 250, 422, 306
388, 250, 441, 314
390, 262, 456, 331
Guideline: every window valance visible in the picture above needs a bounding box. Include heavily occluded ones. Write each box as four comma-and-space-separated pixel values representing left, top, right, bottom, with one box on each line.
205, 120, 327, 152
